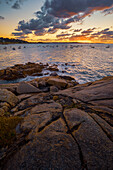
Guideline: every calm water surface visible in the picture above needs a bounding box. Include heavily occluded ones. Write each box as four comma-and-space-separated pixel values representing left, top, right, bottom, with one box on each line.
0, 43, 113, 84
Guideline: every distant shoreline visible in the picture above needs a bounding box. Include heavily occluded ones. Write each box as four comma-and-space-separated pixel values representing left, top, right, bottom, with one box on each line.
0, 37, 112, 45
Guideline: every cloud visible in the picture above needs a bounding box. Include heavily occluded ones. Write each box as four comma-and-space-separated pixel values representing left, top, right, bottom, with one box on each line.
12, 0, 21, 9
103, 7, 113, 15
56, 33, 71, 38
43, 0, 113, 18
69, 27, 113, 42
0, 16, 5, 20
14, 13, 73, 37
0, 0, 26, 9
12, 32, 24, 36
74, 29, 82, 32
34, 29, 47, 36
13, 0, 113, 38
82, 28, 96, 35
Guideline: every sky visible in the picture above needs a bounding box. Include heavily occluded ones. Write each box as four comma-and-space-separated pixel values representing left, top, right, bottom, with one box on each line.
0, 0, 113, 43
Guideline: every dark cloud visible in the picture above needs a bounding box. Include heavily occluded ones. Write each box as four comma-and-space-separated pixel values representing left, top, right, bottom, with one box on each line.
12, 0, 21, 9
92, 28, 110, 36
82, 28, 96, 34
103, 7, 113, 15
14, 13, 73, 37
56, 33, 71, 38
69, 27, 113, 42
34, 29, 47, 36
13, 0, 113, 38
12, 29, 32, 37
43, 0, 113, 18
0, 16, 5, 20
0, 0, 26, 9
12, 32, 24, 36
21, 29, 32, 34
74, 29, 82, 32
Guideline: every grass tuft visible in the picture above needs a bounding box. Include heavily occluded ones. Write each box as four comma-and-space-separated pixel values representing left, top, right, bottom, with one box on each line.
0, 116, 23, 148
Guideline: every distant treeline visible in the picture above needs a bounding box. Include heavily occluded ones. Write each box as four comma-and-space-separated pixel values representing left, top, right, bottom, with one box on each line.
0, 37, 29, 44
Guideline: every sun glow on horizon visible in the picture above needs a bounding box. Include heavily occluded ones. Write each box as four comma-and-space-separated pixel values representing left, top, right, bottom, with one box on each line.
0, 0, 113, 44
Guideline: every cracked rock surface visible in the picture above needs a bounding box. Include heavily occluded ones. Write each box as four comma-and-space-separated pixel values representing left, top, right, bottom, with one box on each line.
0, 76, 113, 170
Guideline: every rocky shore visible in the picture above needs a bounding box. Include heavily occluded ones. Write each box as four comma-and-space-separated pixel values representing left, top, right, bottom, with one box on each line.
0, 65, 113, 169
0, 62, 59, 80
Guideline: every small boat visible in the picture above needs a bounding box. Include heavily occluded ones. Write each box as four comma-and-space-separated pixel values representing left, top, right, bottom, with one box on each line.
106, 45, 110, 48
18, 46, 21, 49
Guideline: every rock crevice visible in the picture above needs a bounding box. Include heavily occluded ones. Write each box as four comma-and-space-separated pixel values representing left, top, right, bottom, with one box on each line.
0, 75, 113, 170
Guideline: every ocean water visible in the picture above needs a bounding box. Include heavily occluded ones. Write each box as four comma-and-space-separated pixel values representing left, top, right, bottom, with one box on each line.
0, 43, 113, 84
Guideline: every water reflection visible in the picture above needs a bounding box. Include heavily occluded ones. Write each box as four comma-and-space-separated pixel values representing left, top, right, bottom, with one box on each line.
0, 43, 113, 84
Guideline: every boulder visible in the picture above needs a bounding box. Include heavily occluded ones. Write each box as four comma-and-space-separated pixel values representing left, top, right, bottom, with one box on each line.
47, 66, 59, 71
17, 82, 41, 94
50, 86, 59, 92
3, 119, 81, 170
50, 72, 58, 76
0, 89, 19, 107
47, 78, 67, 88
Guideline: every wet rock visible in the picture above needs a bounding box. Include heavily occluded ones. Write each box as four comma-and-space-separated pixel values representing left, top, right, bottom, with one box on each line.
47, 66, 59, 71
0, 62, 45, 80
44, 72, 49, 76
59, 75, 76, 81
32, 72, 43, 76
17, 82, 41, 94
0, 68, 24, 80
47, 77, 67, 89
50, 72, 58, 76
0, 89, 19, 107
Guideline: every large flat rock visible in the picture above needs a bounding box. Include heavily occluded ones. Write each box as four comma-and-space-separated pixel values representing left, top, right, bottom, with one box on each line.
17, 82, 41, 94
56, 76, 113, 102
0, 76, 113, 170
64, 108, 113, 170
3, 119, 82, 170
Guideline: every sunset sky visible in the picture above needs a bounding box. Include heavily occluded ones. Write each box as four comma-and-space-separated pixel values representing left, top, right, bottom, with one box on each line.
0, 0, 113, 43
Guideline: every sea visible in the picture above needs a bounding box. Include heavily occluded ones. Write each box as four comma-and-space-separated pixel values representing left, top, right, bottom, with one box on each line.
0, 43, 113, 84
